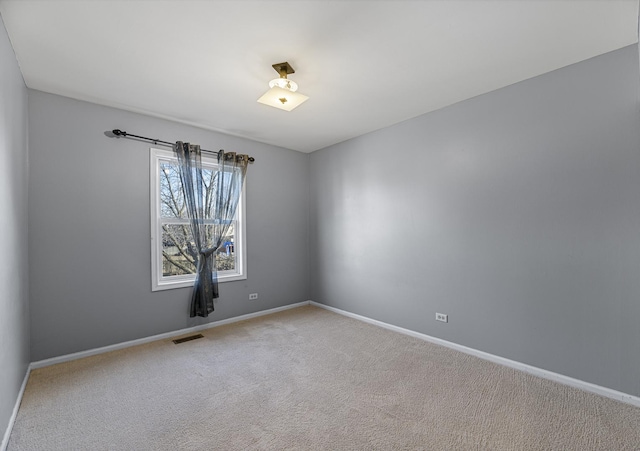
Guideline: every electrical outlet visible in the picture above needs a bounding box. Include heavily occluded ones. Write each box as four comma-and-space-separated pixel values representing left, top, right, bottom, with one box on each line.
435, 313, 448, 323
249, 293, 258, 300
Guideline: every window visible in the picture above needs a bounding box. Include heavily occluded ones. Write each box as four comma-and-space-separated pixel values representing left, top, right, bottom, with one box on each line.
150, 148, 246, 291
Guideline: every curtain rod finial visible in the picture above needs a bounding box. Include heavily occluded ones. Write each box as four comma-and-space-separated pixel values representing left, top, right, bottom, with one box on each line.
105, 129, 125, 138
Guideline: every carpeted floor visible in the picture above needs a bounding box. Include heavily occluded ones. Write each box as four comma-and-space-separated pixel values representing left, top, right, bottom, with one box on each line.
8, 305, 640, 450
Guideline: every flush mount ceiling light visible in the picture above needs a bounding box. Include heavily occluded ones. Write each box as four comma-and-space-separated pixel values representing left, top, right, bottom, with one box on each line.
257, 62, 309, 112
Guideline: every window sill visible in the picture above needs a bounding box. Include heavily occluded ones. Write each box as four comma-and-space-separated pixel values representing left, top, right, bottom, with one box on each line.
152, 273, 247, 292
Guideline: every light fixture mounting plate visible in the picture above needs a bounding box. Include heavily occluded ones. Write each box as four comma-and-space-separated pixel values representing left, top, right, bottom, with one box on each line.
272, 62, 295, 77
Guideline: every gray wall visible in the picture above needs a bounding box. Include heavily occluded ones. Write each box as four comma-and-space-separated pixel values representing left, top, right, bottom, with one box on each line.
310, 45, 640, 397
28, 91, 310, 361
0, 15, 29, 443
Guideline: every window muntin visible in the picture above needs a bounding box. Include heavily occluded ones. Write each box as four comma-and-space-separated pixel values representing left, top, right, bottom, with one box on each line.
150, 148, 246, 291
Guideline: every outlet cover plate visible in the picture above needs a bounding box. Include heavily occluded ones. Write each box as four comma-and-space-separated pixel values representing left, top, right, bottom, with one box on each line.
436, 313, 448, 323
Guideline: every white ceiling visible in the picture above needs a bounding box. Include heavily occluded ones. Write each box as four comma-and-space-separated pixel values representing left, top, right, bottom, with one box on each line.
1, 1, 638, 153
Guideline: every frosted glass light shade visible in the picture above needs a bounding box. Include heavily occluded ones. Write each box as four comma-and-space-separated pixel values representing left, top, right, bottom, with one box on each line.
257, 86, 309, 111
268, 78, 298, 92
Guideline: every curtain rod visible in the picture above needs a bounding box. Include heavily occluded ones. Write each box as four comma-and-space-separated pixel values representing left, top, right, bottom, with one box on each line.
106, 129, 255, 162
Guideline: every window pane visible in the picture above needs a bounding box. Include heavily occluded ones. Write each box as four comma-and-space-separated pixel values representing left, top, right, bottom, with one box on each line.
162, 224, 197, 276
159, 161, 238, 220
215, 224, 236, 272
161, 223, 237, 277
159, 161, 187, 219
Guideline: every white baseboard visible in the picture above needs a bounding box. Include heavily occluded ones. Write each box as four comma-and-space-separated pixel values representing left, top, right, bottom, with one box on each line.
1, 366, 31, 451
31, 301, 310, 369
310, 301, 640, 408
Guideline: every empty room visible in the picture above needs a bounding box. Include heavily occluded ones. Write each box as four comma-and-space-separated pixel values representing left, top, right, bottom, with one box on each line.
2, 1, 640, 449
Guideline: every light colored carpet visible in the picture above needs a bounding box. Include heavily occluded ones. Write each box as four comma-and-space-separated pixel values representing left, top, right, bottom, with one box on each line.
8, 305, 640, 450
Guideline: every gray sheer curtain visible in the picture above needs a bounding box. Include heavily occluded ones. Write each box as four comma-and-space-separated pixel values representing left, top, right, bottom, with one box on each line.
174, 142, 249, 318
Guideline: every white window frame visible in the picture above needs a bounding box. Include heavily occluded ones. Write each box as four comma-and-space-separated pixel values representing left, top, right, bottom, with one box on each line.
150, 147, 247, 291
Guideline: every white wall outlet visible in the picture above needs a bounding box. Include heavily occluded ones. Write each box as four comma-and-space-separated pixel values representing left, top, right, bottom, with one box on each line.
249, 293, 258, 300
435, 313, 448, 323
